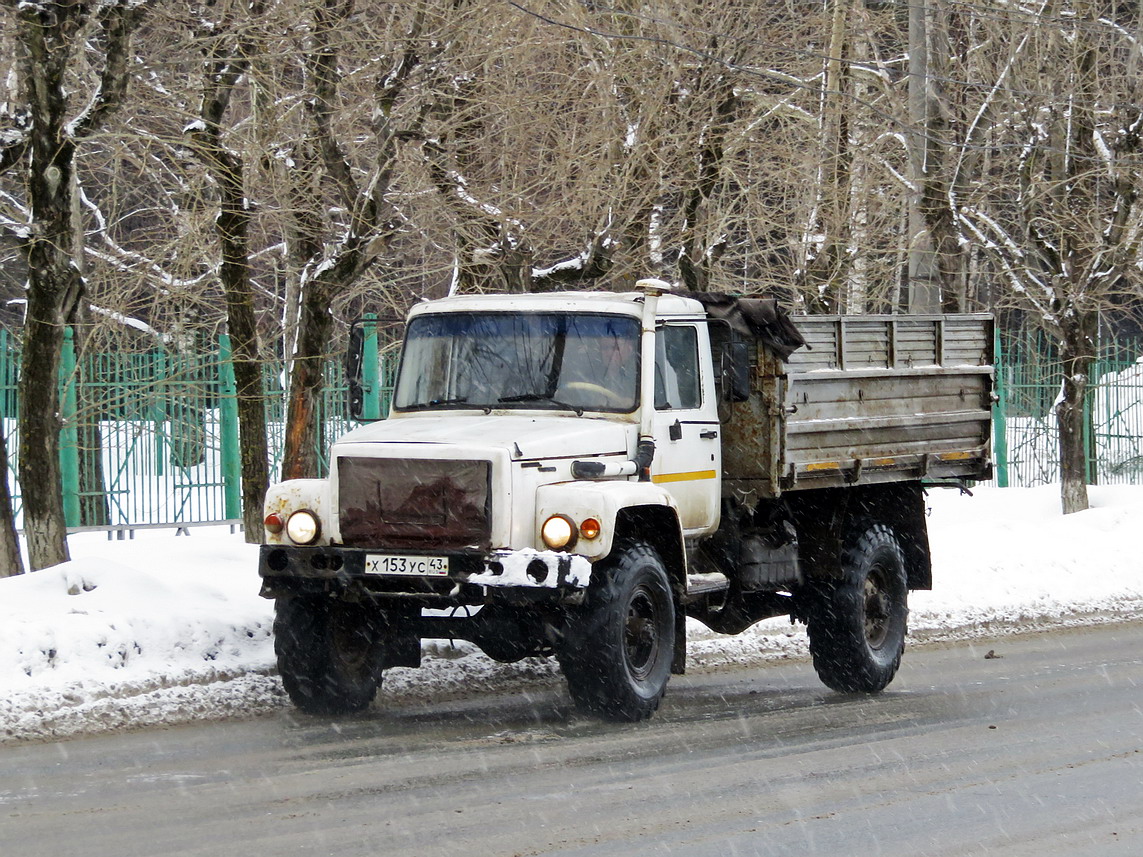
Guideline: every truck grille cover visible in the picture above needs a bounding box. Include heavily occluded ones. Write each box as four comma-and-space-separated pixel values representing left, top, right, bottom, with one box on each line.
338, 457, 492, 550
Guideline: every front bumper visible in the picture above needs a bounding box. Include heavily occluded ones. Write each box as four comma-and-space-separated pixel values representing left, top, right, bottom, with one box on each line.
258, 544, 592, 601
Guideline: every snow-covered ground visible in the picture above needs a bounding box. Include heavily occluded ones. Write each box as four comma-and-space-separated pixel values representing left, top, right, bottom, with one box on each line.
2, 484, 1141, 744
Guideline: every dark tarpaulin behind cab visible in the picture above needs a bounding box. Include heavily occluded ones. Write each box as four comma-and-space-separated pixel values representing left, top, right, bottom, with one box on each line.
680, 291, 807, 360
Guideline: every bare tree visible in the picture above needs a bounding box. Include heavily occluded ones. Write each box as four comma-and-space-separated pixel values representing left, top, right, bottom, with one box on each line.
0, 428, 22, 576
183, 0, 271, 539
0, 8, 27, 575
278, 0, 422, 478
412, 2, 830, 301
956, 1, 1143, 513
2, 0, 146, 569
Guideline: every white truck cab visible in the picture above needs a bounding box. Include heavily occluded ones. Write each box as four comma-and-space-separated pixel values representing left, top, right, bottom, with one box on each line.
265, 281, 719, 575
390, 283, 723, 539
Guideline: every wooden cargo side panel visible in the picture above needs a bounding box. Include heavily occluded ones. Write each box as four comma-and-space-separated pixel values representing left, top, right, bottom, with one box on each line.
720, 314, 994, 498
782, 377, 991, 487
787, 372, 991, 423
782, 314, 993, 489
785, 314, 992, 371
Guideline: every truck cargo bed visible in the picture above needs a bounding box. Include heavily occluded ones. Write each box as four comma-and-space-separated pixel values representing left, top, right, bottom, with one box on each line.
721, 314, 994, 499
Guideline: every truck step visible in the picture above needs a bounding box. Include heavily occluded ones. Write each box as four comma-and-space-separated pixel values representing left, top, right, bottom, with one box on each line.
686, 571, 730, 596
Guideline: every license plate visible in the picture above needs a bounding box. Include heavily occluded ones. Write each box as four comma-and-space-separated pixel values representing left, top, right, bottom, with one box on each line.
364, 554, 450, 576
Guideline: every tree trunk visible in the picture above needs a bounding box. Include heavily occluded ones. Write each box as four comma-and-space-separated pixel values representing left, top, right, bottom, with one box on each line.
904, 0, 969, 312
10, 2, 145, 568
906, 0, 941, 314
17, 143, 76, 568
19, 287, 75, 570
280, 6, 423, 475
0, 427, 25, 577
678, 72, 737, 294
187, 4, 271, 541
205, 102, 271, 539
70, 310, 110, 527
214, 149, 270, 540
806, 0, 853, 313
77, 418, 110, 527
1055, 313, 1096, 514
19, 25, 82, 568
282, 277, 332, 480
501, 248, 534, 294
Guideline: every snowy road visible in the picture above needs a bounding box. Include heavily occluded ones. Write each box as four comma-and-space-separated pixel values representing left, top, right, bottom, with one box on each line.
4, 621, 1143, 856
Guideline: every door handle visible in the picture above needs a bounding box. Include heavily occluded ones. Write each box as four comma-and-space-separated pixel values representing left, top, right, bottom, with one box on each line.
700, 430, 718, 439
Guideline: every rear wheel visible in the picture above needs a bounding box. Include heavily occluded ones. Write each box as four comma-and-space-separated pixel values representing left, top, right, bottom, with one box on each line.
559, 541, 676, 721
805, 523, 908, 693
274, 596, 385, 714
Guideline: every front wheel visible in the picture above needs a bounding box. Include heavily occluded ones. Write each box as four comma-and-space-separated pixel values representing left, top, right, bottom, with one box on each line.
274, 596, 385, 714
805, 523, 908, 694
559, 541, 676, 722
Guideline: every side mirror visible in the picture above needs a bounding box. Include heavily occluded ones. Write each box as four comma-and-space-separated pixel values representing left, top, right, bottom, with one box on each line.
347, 323, 366, 420
346, 314, 403, 421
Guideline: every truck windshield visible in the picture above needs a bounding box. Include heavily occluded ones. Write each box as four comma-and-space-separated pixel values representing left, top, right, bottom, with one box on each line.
393, 312, 641, 413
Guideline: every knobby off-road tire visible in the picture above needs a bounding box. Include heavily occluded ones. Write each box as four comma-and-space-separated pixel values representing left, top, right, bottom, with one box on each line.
559, 541, 676, 722
274, 596, 386, 715
805, 523, 909, 694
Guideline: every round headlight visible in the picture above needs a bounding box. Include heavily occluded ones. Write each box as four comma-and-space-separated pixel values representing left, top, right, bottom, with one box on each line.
286, 510, 321, 545
541, 514, 577, 550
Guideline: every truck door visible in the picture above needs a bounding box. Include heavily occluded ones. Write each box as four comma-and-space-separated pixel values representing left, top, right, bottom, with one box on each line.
650, 323, 721, 534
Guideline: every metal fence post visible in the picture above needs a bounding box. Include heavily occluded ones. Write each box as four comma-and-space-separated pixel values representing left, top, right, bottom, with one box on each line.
152, 349, 167, 477
0, 330, 15, 491
992, 327, 1009, 488
59, 327, 81, 527
218, 334, 242, 520
360, 313, 381, 421
1084, 356, 1098, 485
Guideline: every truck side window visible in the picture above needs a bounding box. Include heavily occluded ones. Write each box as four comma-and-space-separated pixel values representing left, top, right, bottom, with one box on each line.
655, 325, 701, 410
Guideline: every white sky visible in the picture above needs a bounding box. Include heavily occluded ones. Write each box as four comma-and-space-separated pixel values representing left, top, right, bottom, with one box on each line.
2, 484, 1141, 744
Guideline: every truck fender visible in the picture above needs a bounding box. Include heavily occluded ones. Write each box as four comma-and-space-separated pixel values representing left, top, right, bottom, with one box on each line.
536, 480, 679, 558
536, 480, 686, 584
263, 479, 331, 545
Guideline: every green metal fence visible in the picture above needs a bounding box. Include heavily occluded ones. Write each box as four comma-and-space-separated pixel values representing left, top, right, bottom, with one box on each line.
991, 331, 1143, 487
69, 332, 233, 527
0, 325, 1139, 532
0, 328, 392, 531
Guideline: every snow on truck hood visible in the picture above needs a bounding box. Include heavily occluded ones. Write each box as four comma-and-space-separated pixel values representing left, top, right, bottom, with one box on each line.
333, 414, 634, 461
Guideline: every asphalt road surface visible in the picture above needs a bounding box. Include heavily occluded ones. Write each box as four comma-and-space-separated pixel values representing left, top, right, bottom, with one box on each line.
4, 622, 1143, 857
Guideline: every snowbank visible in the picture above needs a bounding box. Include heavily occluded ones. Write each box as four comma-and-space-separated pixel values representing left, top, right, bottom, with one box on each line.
2, 485, 1141, 743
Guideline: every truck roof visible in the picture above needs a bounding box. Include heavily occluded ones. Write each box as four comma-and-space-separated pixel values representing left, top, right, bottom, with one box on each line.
407, 290, 706, 319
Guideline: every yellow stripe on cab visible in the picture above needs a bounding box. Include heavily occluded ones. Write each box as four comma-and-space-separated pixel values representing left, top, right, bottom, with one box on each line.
651, 470, 718, 484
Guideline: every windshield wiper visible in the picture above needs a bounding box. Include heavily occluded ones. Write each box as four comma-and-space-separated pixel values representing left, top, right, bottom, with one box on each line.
405, 396, 469, 408
498, 393, 583, 416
